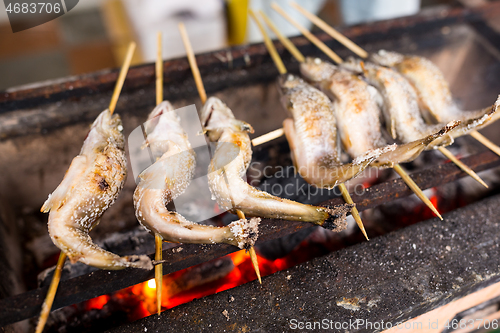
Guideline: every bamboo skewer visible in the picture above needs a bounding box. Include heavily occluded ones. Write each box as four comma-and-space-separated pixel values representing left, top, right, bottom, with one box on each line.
178, 22, 262, 284
289, 3, 490, 189
109, 42, 136, 115
35, 252, 66, 333
154, 32, 164, 316
258, 10, 305, 63
249, 10, 369, 240
236, 210, 262, 284
393, 164, 442, 218
289, 1, 368, 59
438, 147, 488, 188
470, 131, 500, 157
36, 42, 137, 333
250, 10, 287, 75
251, 128, 285, 146
178, 23, 207, 104
268, 3, 443, 220
270, 3, 342, 64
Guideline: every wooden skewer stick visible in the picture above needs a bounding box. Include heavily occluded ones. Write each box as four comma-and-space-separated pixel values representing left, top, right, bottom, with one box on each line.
109, 42, 137, 115
249, 10, 287, 75
258, 10, 305, 63
438, 147, 488, 188
236, 210, 262, 284
178, 23, 207, 104
393, 164, 442, 220
154, 234, 163, 315
250, 10, 369, 240
289, 1, 368, 59
156, 32, 164, 105
291, 5, 490, 189
154, 32, 164, 316
178, 22, 262, 284
469, 131, 500, 157
271, 3, 343, 64
251, 128, 285, 146
338, 183, 368, 239
268, 5, 443, 220
35, 252, 66, 333
36, 41, 137, 333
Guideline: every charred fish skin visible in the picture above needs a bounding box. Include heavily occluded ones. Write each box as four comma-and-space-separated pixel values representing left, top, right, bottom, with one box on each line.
278, 73, 387, 188
42, 109, 152, 270
300, 57, 386, 158
371, 50, 499, 127
341, 57, 448, 143
203, 96, 352, 231
301, 57, 458, 166
134, 102, 259, 249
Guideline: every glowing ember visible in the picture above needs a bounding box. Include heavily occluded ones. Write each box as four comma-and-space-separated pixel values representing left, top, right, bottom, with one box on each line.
82, 242, 311, 320
86, 295, 109, 311
81, 186, 455, 322
147, 278, 156, 290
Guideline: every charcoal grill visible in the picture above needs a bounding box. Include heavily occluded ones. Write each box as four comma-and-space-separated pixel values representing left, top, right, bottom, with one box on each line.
1, 2, 500, 332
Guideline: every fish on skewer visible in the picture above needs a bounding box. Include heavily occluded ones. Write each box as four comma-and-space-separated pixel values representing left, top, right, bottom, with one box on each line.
370, 50, 500, 149
285, 0, 500, 181
371, 50, 499, 124
203, 96, 353, 231
342, 57, 500, 151
278, 73, 395, 188
341, 58, 458, 143
41, 109, 152, 270
249, 9, 370, 239
134, 101, 260, 250
300, 57, 458, 168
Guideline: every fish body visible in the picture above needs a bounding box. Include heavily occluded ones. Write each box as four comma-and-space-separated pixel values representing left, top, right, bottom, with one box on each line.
278, 74, 389, 188
203, 97, 352, 231
342, 58, 447, 143
42, 109, 152, 270
371, 50, 500, 142
301, 57, 458, 167
134, 102, 259, 249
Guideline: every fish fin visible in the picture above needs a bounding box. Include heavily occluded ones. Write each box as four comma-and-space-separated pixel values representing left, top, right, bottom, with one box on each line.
41, 155, 87, 212
67, 253, 82, 264
375, 121, 459, 166
389, 117, 397, 140
234, 120, 254, 134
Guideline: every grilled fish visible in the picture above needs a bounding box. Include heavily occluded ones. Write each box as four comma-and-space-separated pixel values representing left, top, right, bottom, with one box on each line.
371, 50, 500, 143
301, 57, 458, 167
278, 73, 393, 188
134, 102, 259, 249
42, 109, 152, 270
342, 57, 458, 145
203, 96, 352, 231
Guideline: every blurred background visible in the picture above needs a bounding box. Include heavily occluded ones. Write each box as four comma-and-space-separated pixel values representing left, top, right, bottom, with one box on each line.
0, 0, 458, 90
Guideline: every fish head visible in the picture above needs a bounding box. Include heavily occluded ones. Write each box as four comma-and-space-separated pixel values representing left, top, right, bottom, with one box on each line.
91, 109, 125, 148
277, 74, 303, 112
143, 101, 183, 145
201, 97, 254, 141
370, 50, 405, 67
146, 101, 175, 122
300, 57, 339, 87
340, 56, 365, 74
277, 73, 303, 91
